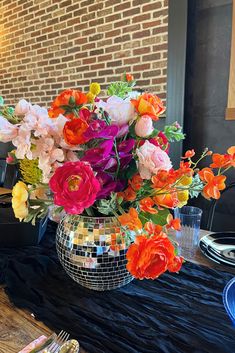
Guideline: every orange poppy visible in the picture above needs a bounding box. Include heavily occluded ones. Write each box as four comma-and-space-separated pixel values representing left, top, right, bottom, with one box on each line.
63, 118, 89, 145
181, 149, 195, 159
198, 167, 226, 199
153, 190, 179, 209
131, 93, 165, 120
139, 197, 158, 214
118, 208, 142, 231
128, 174, 143, 191
48, 107, 65, 118
166, 214, 181, 231
49, 89, 87, 119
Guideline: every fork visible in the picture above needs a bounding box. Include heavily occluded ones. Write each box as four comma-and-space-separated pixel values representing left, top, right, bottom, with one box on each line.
45, 330, 70, 353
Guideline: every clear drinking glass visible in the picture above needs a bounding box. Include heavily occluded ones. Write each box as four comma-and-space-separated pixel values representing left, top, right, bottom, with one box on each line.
174, 206, 202, 258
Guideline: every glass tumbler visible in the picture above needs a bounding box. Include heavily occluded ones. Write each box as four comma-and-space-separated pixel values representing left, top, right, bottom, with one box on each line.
174, 206, 202, 258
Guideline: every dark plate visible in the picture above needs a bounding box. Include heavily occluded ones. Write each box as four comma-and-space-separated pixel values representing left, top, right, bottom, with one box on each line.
199, 232, 235, 267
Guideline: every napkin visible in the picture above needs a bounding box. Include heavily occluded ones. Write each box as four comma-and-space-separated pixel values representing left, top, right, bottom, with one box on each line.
18, 335, 47, 353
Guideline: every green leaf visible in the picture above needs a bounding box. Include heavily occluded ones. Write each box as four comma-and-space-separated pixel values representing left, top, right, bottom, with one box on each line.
0, 96, 4, 106
189, 174, 204, 198
139, 208, 170, 226
97, 192, 117, 215
148, 128, 159, 139
122, 159, 138, 180
7, 107, 14, 115
107, 81, 132, 99
164, 123, 185, 142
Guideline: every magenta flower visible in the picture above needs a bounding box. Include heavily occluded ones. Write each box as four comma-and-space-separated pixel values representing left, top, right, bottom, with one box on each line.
117, 139, 135, 154
81, 140, 114, 169
84, 120, 119, 140
96, 172, 118, 199
49, 161, 100, 214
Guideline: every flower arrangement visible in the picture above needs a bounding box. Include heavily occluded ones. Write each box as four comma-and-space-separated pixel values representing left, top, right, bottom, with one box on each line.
0, 73, 234, 280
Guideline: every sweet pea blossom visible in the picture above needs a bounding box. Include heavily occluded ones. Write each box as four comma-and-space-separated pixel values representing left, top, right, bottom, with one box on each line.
136, 140, 172, 179
96, 96, 136, 126
135, 115, 154, 137
0, 116, 18, 142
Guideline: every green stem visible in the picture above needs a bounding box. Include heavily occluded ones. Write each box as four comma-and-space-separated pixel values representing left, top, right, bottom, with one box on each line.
113, 139, 121, 178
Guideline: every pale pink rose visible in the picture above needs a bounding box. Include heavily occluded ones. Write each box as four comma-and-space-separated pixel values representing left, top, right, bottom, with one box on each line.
0, 116, 18, 142
96, 96, 136, 126
136, 140, 172, 179
15, 99, 31, 115
135, 115, 154, 137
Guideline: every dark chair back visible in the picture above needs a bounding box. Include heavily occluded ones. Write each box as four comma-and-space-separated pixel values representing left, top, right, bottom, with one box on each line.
0, 159, 7, 187
207, 182, 235, 231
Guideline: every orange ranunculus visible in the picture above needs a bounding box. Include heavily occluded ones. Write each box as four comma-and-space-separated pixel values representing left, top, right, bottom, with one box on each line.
166, 214, 181, 231
153, 190, 179, 209
140, 197, 158, 214
126, 73, 134, 82
198, 167, 226, 199
144, 221, 163, 236
126, 233, 181, 279
128, 174, 143, 191
181, 149, 195, 159
63, 118, 89, 145
118, 186, 136, 202
118, 208, 142, 231
131, 93, 165, 120
210, 153, 230, 168
168, 256, 184, 272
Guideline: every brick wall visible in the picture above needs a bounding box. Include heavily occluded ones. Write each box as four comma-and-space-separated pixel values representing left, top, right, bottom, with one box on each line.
0, 0, 168, 107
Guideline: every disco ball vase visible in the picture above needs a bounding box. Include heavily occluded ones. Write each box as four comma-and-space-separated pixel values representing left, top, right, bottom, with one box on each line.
56, 214, 133, 291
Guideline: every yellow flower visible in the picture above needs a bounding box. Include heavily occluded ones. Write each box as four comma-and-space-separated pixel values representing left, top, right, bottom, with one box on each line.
180, 175, 193, 186
89, 82, 101, 96
19, 158, 42, 184
177, 190, 189, 208
12, 181, 29, 221
86, 92, 95, 103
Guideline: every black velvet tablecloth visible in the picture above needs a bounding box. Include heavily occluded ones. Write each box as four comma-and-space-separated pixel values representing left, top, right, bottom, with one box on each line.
0, 222, 235, 353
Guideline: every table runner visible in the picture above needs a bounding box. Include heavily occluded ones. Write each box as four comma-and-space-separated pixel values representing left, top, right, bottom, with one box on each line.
0, 222, 234, 353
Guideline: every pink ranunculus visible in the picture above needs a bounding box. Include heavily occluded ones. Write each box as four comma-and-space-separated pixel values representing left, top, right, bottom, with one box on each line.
14, 99, 31, 115
135, 115, 154, 137
136, 140, 172, 180
0, 116, 18, 142
96, 96, 136, 126
49, 161, 101, 214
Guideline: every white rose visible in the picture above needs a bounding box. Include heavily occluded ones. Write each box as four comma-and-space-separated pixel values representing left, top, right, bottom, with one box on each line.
96, 96, 136, 126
